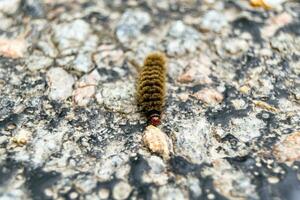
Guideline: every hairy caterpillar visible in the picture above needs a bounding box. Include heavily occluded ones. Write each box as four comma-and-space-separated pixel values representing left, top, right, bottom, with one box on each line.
137, 52, 167, 126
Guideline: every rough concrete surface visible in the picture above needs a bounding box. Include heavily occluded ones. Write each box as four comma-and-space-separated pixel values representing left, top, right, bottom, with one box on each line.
0, 0, 300, 200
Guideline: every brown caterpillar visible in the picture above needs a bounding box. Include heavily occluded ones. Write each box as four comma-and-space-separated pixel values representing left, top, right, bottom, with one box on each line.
137, 52, 167, 126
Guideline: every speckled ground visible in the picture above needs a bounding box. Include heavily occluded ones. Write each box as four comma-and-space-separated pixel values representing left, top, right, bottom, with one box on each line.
0, 0, 300, 200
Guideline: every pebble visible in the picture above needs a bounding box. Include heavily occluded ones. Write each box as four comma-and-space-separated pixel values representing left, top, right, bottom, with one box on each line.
0, 0, 20, 14
187, 177, 202, 197
95, 80, 136, 113
26, 53, 53, 71
73, 70, 100, 106
157, 187, 185, 200
11, 129, 31, 146
270, 33, 300, 55
116, 9, 151, 44
207, 193, 215, 199
69, 192, 78, 199
211, 159, 258, 199
98, 188, 110, 199
253, 100, 278, 112
72, 52, 94, 73
37, 39, 58, 58
268, 176, 280, 184
250, 0, 286, 9
6, 123, 17, 130
231, 99, 246, 110
174, 117, 211, 164
0, 37, 27, 58
177, 59, 212, 84
200, 10, 227, 33
46, 67, 75, 101
273, 131, 300, 163
143, 125, 171, 160
56, 55, 75, 67
0, 13, 14, 30
21, 128, 66, 167
143, 155, 168, 185
178, 93, 190, 102
239, 85, 251, 94
224, 38, 249, 55
53, 19, 91, 55
112, 181, 132, 200
165, 21, 201, 56
192, 88, 223, 105
230, 115, 265, 143
93, 44, 125, 70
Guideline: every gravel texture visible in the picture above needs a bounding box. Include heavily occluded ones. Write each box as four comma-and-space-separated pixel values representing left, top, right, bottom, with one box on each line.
0, 0, 300, 200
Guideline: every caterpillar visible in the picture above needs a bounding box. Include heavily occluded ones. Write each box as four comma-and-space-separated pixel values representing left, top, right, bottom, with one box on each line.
137, 52, 167, 126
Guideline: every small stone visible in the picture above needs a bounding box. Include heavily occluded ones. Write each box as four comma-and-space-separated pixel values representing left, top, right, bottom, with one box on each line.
0, 13, 14, 30
98, 188, 110, 200
75, 177, 97, 193
250, 0, 286, 9
53, 19, 91, 55
273, 131, 300, 163
93, 44, 125, 70
26, 53, 53, 71
165, 21, 201, 56
157, 187, 185, 200
0, 0, 20, 14
253, 100, 278, 112
143, 125, 171, 160
6, 123, 17, 130
46, 67, 75, 101
11, 129, 31, 146
37, 39, 58, 58
72, 52, 94, 73
112, 181, 132, 200
224, 38, 249, 55
200, 10, 227, 33
187, 177, 202, 197
193, 88, 223, 105
56, 55, 75, 67
143, 155, 168, 185
211, 159, 258, 199
44, 188, 53, 197
0, 37, 27, 58
178, 93, 190, 102
231, 99, 246, 110
173, 117, 211, 164
116, 9, 151, 44
268, 176, 280, 184
239, 85, 251, 94
230, 115, 265, 143
69, 192, 78, 199
250, 0, 269, 8
73, 70, 100, 106
207, 193, 215, 199
96, 80, 136, 114
260, 48, 273, 57
177, 60, 212, 84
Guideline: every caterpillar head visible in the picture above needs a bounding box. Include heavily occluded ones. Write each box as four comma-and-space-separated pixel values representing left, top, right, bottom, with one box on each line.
149, 113, 161, 126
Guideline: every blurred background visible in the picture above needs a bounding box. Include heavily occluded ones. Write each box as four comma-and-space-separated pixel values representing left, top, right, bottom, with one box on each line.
0, 0, 300, 200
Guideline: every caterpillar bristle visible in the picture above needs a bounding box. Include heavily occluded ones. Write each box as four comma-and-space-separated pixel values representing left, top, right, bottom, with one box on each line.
137, 52, 167, 126
143, 52, 166, 69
